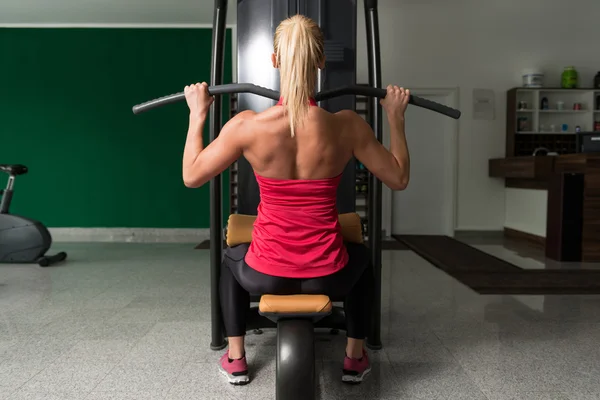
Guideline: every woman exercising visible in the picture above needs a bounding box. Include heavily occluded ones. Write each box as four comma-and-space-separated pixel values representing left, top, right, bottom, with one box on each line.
182, 15, 410, 385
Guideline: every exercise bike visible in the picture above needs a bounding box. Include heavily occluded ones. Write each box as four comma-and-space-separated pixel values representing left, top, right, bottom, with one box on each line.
0, 164, 67, 267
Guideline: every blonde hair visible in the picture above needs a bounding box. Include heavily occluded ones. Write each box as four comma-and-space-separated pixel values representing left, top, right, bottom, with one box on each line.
274, 15, 325, 137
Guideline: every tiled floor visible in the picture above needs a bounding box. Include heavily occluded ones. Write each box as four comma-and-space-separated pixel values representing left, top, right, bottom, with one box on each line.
457, 233, 600, 271
1, 242, 600, 399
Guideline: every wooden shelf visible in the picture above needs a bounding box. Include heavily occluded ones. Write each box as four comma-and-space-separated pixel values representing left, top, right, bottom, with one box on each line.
539, 110, 590, 113
505, 87, 593, 157
516, 131, 577, 135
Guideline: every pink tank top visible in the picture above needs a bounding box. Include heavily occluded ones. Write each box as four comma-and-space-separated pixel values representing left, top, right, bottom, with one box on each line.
244, 97, 348, 278
244, 173, 349, 278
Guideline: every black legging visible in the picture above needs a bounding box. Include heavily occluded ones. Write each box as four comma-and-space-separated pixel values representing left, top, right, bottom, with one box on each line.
220, 242, 374, 339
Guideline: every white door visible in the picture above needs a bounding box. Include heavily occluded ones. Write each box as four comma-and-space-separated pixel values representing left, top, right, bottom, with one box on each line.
391, 92, 457, 236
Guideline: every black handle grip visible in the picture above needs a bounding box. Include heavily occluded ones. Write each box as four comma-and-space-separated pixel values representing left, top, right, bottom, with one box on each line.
315, 85, 461, 119
132, 83, 280, 114
364, 0, 378, 10
410, 95, 461, 120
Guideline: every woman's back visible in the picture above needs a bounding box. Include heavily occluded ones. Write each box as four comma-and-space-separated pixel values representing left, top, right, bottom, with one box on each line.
241, 103, 354, 278
242, 103, 354, 181
181, 13, 410, 279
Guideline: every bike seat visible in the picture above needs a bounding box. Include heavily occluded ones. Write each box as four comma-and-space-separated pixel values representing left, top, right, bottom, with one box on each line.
0, 164, 28, 176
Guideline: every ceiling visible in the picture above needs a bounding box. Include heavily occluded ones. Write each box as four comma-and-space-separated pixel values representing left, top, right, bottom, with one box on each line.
0, 0, 238, 25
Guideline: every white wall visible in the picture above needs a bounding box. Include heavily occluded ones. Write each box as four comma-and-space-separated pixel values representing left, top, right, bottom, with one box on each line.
4, 0, 600, 232
355, 0, 600, 231
504, 188, 548, 237
0, 0, 237, 25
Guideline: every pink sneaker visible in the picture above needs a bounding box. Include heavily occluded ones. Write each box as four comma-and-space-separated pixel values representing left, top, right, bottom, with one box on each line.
342, 349, 371, 383
218, 352, 250, 385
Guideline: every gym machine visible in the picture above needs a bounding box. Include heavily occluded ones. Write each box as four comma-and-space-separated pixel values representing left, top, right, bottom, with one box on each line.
132, 1, 460, 398
0, 164, 67, 267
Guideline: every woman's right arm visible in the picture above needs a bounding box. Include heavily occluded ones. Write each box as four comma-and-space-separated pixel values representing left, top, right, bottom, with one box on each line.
344, 85, 410, 190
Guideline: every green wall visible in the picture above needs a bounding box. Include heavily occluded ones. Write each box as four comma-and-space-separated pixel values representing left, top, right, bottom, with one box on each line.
0, 28, 232, 228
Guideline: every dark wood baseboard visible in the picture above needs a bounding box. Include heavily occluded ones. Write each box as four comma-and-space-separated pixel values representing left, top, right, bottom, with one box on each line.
504, 227, 546, 249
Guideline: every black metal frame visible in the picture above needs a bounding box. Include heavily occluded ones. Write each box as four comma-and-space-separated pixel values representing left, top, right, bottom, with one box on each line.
209, 0, 228, 351
0, 175, 15, 214
277, 319, 316, 399
364, 0, 383, 351
205, 0, 385, 352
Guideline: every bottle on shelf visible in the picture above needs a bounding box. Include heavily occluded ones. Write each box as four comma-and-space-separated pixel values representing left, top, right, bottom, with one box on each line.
541, 97, 549, 110
561, 66, 578, 89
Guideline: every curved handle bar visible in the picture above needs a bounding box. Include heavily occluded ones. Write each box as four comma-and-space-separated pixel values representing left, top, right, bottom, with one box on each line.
315, 85, 461, 120
132, 83, 280, 114
133, 83, 461, 120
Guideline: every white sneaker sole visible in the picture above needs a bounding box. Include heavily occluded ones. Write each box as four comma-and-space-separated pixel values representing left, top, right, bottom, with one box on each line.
342, 366, 371, 384
219, 364, 250, 385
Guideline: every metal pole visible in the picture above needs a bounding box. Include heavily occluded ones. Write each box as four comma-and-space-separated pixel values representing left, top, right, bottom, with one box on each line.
364, 0, 383, 350
210, 0, 228, 351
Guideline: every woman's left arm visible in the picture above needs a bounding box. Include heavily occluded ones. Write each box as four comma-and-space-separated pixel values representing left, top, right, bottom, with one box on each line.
181, 82, 252, 188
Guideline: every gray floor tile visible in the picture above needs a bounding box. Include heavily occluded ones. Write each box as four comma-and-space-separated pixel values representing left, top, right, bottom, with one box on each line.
81, 292, 138, 310
165, 362, 248, 400
486, 391, 571, 400
319, 361, 403, 399
120, 335, 195, 364
186, 343, 227, 364
86, 391, 167, 400
3, 307, 72, 326
93, 360, 185, 395
244, 329, 277, 363
569, 390, 600, 400
54, 339, 136, 364
19, 361, 115, 393
463, 359, 567, 395
0, 339, 18, 356
393, 361, 484, 400
157, 306, 211, 322
38, 309, 118, 338
125, 295, 185, 309
0, 362, 47, 394
34, 287, 108, 309
2, 242, 600, 400
0, 336, 78, 365
8, 390, 82, 400
315, 333, 390, 363
77, 322, 155, 340
107, 307, 173, 324
245, 357, 281, 400
385, 331, 456, 363
145, 321, 212, 348
0, 321, 46, 340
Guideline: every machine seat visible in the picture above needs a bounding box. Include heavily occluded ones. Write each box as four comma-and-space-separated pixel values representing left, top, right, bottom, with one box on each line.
259, 294, 332, 321
226, 213, 361, 323
0, 164, 28, 176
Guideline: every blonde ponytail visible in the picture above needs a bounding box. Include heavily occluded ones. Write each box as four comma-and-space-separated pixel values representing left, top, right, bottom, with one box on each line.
274, 15, 324, 137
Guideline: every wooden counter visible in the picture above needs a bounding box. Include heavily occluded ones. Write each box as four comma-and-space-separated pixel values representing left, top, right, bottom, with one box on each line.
489, 156, 554, 189
489, 154, 600, 262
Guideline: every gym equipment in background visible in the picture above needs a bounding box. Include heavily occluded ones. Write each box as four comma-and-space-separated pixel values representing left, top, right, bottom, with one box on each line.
0, 164, 67, 267
132, 0, 461, 398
